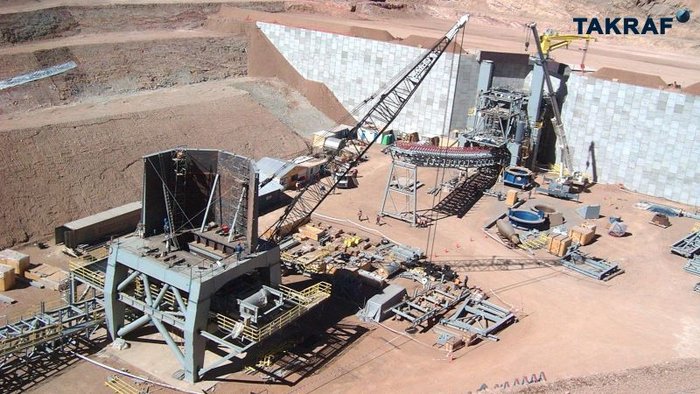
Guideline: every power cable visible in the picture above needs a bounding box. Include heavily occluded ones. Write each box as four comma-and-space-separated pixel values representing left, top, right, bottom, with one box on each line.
424, 27, 466, 261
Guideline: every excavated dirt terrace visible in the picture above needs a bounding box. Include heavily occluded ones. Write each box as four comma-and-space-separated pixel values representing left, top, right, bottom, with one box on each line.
0, 2, 698, 394
0, 2, 345, 248
1, 36, 248, 113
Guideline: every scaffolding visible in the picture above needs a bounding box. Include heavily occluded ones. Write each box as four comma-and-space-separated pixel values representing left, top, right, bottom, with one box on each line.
464, 88, 529, 148
379, 161, 419, 226
379, 142, 507, 225
0, 298, 104, 368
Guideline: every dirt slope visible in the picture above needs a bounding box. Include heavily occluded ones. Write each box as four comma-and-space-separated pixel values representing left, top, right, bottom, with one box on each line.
0, 82, 310, 248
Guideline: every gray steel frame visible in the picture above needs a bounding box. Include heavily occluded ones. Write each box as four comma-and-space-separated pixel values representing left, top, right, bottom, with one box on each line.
672, 231, 700, 258
684, 256, 700, 277
390, 287, 469, 330
379, 160, 419, 226
559, 250, 624, 281
388, 144, 505, 168
440, 295, 515, 341
466, 88, 528, 148
104, 237, 282, 382
0, 298, 103, 368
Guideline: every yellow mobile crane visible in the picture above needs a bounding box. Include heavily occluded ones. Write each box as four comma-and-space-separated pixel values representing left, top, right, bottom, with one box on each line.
526, 29, 595, 70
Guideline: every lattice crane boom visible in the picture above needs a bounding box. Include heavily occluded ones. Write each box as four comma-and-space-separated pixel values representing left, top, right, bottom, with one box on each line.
262, 14, 470, 243
527, 22, 574, 175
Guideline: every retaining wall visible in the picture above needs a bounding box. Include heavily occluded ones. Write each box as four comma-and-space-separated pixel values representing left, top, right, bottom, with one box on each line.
561, 74, 700, 206
259, 21, 699, 206
258, 22, 476, 135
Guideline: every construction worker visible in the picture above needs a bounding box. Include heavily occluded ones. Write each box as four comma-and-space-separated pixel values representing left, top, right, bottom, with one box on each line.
357, 209, 363, 221
235, 242, 244, 261
375, 214, 382, 225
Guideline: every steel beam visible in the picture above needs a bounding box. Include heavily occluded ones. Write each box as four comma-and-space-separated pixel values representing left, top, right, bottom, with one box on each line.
117, 314, 150, 337
200, 173, 220, 232
117, 270, 140, 292
118, 293, 185, 330
151, 317, 185, 367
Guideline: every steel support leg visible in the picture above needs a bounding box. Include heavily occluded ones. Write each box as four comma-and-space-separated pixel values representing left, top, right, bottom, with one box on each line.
104, 250, 129, 339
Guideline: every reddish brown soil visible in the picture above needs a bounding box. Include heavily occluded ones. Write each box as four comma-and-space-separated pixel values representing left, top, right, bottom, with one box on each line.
0, 2, 698, 394
592, 67, 668, 89
0, 82, 309, 248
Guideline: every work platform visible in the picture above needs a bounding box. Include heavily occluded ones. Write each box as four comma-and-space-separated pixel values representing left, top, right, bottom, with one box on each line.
0, 298, 104, 368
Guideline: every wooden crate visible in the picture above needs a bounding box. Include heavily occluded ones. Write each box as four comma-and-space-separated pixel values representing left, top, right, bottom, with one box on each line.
0, 264, 16, 291
445, 337, 465, 352
548, 235, 572, 256
546, 233, 558, 251
569, 226, 595, 246
299, 225, 327, 241
505, 190, 518, 207
580, 221, 597, 233
0, 249, 30, 276
556, 237, 572, 256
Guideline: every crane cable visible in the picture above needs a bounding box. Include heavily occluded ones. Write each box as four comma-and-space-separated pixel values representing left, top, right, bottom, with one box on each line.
424, 26, 466, 261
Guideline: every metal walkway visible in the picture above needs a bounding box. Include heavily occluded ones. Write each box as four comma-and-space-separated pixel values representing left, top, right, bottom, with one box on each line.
432, 166, 499, 218
0, 298, 104, 367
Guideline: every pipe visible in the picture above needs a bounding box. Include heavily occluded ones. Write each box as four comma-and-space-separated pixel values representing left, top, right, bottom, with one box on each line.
71, 352, 200, 394
496, 219, 520, 244
200, 174, 219, 233
227, 190, 246, 243
151, 317, 185, 367
117, 271, 140, 292
117, 314, 150, 337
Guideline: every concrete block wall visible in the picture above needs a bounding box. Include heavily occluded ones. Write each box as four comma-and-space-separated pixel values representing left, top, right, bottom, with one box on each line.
449, 55, 480, 131
561, 74, 700, 206
258, 22, 468, 135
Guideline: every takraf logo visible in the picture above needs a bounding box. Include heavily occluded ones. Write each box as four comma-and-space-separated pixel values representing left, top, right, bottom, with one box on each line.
573, 17, 673, 34
573, 8, 690, 35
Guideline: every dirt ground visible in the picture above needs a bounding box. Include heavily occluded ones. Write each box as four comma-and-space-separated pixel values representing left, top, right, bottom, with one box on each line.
254, 145, 700, 393
0, 1, 699, 393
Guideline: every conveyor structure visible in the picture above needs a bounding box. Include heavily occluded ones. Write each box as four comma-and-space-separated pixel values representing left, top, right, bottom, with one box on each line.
388, 142, 506, 168
0, 298, 104, 369
380, 142, 507, 225
432, 166, 500, 219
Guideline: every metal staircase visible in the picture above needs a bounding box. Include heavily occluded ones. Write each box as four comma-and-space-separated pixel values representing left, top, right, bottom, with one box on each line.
432, 166, 499, 218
